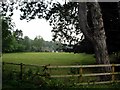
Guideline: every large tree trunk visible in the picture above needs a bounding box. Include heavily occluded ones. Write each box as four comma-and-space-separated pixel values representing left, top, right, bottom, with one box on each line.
78, 2, 111, 80
93, 30, 111, 71
118, 2, 120, 23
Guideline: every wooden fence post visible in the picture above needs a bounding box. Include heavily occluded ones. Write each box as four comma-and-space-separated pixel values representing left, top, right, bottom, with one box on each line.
112, 64, 115, 82
43, 64, 50, 78
79, 67, 83, 82
2, 62, 4, 72
20, 63, 23, 80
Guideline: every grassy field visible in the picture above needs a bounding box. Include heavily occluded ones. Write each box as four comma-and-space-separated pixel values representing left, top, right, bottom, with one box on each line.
2, 52, 96, 88
2, 52, 96, 77
2, 52, 120, 89
2, 52, 95, 65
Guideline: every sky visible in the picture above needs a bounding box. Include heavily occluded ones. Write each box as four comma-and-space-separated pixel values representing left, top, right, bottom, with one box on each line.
12, 9, 53, 41
12, 0, 65, 41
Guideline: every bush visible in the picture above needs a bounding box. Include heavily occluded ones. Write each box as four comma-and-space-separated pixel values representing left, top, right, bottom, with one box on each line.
3, 66, 120, 89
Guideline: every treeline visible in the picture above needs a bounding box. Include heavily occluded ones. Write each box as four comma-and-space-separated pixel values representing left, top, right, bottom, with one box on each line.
3, 31, 62, 53
14, 35, 62, 52
2, 16, 62, 53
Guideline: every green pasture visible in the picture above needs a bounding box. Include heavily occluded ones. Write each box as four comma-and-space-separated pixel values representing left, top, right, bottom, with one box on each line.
2, 52, 96, 82
2, 52, 120, 89
2, 52, 95, 65
2, 52, 97, 88
2, 52, 96, 76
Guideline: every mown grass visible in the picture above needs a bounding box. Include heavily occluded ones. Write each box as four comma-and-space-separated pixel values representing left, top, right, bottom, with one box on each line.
2, 52, 96, 65
2, 52, 96, 76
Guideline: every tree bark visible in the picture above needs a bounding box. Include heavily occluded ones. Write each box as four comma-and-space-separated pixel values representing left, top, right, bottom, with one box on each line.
78, 2, 111, 80
118, 2, 120, 25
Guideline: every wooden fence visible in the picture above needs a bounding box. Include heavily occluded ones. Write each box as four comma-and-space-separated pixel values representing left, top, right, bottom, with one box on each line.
2, 62, 120, 85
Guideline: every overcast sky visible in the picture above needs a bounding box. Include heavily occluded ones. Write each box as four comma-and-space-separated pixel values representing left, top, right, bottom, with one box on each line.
12, 9, 53, 41
12, 0, 65, 41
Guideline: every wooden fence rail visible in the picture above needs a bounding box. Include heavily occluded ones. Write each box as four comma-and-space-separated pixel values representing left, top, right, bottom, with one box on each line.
2, 62, 120, 85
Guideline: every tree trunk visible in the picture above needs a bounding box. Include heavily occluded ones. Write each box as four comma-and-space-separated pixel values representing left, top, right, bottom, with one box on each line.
78, 2, 111, 80
93, 30, 111, 71
118, 2, 120, 24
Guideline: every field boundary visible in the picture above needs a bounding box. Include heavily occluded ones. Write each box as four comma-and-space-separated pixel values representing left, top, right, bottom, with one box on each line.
3, 62, 120, 85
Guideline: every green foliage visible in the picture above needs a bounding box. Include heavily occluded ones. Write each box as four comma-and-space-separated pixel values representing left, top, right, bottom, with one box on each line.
3, 66, 120, 89
1, 2, 22, 52
22, 36, 31, 51
2, 15, 62, 53
19, 1, 82, 44
19, 1, 48, 21
2, 17, 17, 52
2, 18, 25, 53
32, 36, 44, 52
